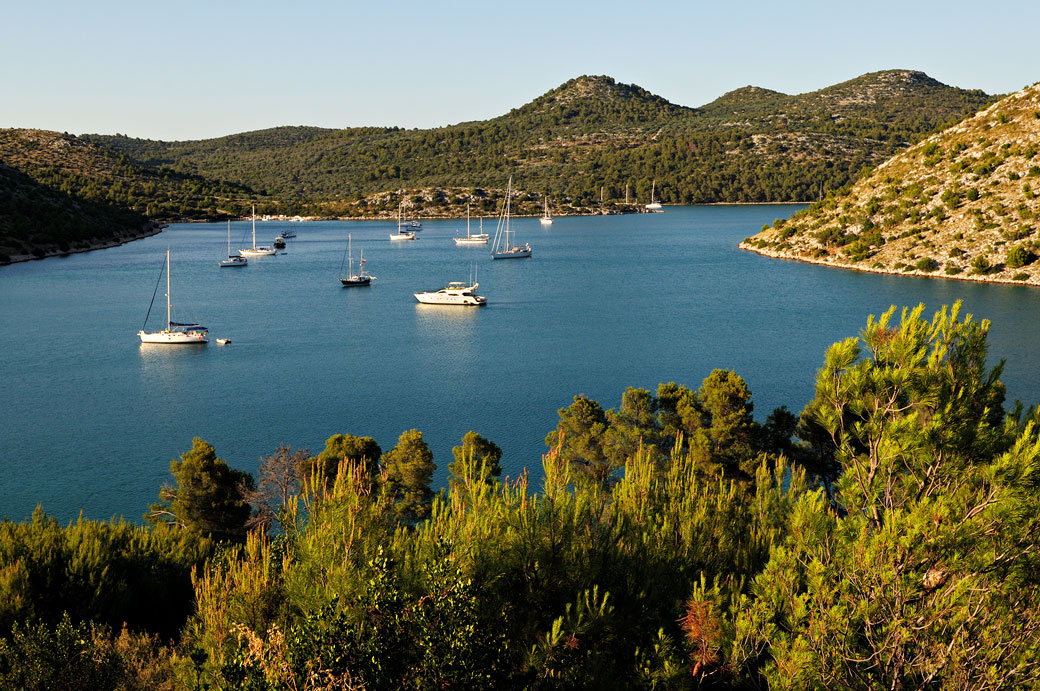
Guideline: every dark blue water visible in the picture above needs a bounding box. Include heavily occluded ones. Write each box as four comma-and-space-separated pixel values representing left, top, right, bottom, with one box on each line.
3, 206, 1039, 521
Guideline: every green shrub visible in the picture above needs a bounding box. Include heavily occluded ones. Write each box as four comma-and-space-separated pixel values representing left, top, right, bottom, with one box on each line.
970, 255, 993, 275
915, 257, 940, 272
946, 266, 964, 275
1012, 272, 1029, 281
1006, 245, 1035, 269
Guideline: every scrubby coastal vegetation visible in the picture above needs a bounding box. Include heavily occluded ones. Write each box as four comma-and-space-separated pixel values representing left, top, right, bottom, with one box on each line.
2, 304, 1038, 689
742, 82, 1040, 285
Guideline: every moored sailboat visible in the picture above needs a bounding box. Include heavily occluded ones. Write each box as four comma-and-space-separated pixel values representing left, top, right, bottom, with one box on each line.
220, 220, 248, 267
390, 202, 417, 241
139, 249, 208, 344
540, 196, 553, 225
491, 177, 531, 260
645, 180, 663, 211
339, 234, 374, 286
454, 204, 490, 245
239, 205, 277, 256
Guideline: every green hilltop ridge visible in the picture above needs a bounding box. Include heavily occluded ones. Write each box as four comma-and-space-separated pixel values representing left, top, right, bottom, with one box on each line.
78, 70, 993, 212
740, 81, 1040, 285
506, 74, 693, 125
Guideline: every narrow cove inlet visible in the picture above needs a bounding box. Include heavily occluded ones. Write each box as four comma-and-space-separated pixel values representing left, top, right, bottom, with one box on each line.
2, 204, 1039, 521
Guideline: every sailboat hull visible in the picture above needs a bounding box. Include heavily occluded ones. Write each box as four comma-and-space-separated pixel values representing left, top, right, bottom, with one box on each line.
491, 247, 532, 260
138, 329, 207, 344
340, 277, 372, 287
454, 235, 489, 245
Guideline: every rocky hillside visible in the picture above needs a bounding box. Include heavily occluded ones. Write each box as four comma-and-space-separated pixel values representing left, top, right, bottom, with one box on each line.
740, 82, 1040, 285
0, 128, 261, 219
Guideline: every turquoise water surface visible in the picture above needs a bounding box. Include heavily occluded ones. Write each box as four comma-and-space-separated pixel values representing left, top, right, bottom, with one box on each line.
2, 205, 1039, 521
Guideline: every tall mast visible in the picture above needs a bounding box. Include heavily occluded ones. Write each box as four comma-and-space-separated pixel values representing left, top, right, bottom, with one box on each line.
251, 205, 257, 249
505, 176, 512, 242
466, 203, 470, 238
166, 248, 172, 330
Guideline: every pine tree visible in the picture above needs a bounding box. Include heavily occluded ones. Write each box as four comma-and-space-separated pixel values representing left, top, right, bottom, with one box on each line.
147, 437, 253, 541
382, 429, 435, 523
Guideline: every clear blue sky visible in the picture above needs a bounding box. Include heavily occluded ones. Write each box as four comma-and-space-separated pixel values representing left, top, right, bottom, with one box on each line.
3, 0, 1037, 141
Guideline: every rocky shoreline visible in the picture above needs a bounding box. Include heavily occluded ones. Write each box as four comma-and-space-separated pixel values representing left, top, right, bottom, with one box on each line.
738, 242, 1040, 287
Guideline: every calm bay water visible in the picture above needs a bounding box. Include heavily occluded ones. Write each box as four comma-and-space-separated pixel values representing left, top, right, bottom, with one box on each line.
3, 205, 1039, 522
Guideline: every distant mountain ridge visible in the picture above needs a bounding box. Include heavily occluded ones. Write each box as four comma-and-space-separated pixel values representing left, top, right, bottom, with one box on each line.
740, 81, 1040, 285
76, 70, 993, 213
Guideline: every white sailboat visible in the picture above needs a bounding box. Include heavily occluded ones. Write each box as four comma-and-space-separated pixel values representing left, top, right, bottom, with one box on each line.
339, 233, 373, 287
454, 204, 489, 245
219, 220, 247, 267
390, 202, 417, 241
239, 205, 276, 256
491, 177, 531, 260
645, 180, 663, 211
540, 196, 553, 225
139, 249, 208, 344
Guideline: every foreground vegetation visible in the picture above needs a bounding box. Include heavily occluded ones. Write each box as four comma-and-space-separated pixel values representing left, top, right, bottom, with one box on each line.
2, 303, 1039, 689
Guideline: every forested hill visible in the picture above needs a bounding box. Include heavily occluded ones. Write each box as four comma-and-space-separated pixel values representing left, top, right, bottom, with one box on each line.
0, 128, 261, 220
81, 70, 994, 213
0, 162, 155, 264
741, 81, 1040, 285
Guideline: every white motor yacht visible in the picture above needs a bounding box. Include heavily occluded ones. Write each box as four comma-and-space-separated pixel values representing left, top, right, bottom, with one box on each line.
413, 282, 486, 306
